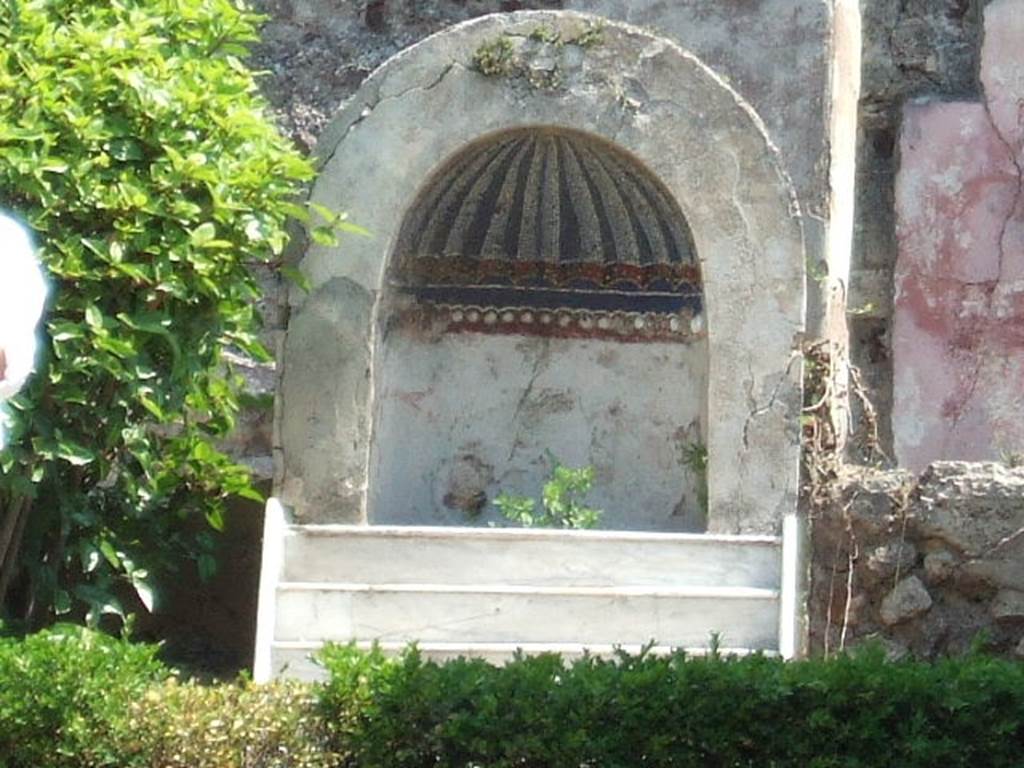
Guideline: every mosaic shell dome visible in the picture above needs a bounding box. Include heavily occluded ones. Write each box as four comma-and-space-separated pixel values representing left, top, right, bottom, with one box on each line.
392, 127, 703, 340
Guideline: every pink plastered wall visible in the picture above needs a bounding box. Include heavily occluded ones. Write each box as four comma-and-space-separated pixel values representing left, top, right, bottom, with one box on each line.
893, 0, 1024, 471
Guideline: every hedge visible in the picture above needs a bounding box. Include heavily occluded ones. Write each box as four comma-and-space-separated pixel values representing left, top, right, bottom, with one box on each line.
0, 626, 334, 768
317, 643, 1024, 768
1, 628, 1023, 767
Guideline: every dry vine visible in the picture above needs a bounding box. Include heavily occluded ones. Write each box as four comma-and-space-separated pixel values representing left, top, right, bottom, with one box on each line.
802, 338, 890, 656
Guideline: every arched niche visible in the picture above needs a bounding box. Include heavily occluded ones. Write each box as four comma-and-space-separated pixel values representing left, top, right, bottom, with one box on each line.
370, 126, 708, 531
278, 11, 806, 534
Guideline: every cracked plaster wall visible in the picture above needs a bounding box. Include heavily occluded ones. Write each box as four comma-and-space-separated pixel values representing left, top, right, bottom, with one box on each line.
368, 123, 711, 531
892, 0, 1024, 470
370, 332, 708, 532
277, 13, 806, 534
850, 0, 992, 453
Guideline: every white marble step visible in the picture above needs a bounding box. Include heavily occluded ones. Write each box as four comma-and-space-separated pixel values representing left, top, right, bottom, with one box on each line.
282, 524, 781, 589
269, 640, 778, 682
272, 581, 779, 649
254, 502, 801, 683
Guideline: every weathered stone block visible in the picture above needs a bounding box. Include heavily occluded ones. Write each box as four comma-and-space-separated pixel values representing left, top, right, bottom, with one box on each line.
865, 541, 917, 580
923, 550, 957, 585
991, 589, 1024, 622
879, 576, 932, 626
981, 0, 1024, 153
911, 462, 1024, 557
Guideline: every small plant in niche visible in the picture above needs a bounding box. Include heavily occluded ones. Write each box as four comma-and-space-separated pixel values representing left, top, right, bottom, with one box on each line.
681, 441, 709, 517
495, 455, 603, 529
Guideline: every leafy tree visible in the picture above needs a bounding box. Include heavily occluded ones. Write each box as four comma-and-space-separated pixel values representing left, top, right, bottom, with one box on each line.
0, 0, 324, 628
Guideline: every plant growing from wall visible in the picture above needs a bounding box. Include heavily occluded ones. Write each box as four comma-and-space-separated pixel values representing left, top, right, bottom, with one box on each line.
494, 455, 603, 529
471, 21, 606, 91
0, 0, 334, 629
680, 441, 708, 519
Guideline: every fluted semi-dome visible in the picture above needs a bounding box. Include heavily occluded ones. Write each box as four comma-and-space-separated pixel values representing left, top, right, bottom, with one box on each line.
391, 127, 703, 340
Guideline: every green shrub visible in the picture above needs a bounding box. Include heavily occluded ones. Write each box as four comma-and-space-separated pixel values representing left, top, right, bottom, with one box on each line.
0, 627, 335, 767
3, 633, 1024, 767
0, 625, 167, 768
316, 644, 1024, 768
0, 0, 321, 625
125, 676, 336, 768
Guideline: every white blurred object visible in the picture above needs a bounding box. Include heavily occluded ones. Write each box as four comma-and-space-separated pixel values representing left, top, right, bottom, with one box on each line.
0, 213, 47, 427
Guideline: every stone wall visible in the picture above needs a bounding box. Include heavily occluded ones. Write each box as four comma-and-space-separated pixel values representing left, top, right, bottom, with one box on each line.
810, 462, 1024, 659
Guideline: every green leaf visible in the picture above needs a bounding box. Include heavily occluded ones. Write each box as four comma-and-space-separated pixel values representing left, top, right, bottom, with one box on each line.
107, 137, 145, 162
54, 589, 72, 615
197, 553, 217, 582
310, 226, 337, 247
189, 222, 217, 246
84, 304, 103, 330
99, 540, 121, 570
336, 219, 372, 237
130, 573, 156, 612
205, 505, 225, 532
75, 584, 126, 625
281, 265, 312, 293
55, 439, 96, 466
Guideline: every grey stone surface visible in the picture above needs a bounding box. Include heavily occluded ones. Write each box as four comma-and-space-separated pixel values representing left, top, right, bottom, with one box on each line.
279, 12, 807, 534
866, 541, 917, 580
371, 334, 708, 531
879, 576, 932, 626
278, 277, 374, 522
961, 555, 1024, 592
842, 467, 914, 534
923, 549, 957, 585
812, 462, 1024, 658
991, 589, 1024, 622
565, 0, 832, 268
912, 462, 1024, 557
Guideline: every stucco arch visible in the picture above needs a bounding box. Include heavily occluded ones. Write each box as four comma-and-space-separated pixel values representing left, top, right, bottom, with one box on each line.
278, 10, 806, 534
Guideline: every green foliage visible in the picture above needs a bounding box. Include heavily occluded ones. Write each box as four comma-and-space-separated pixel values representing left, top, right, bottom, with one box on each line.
0, 627, 333, 767
494, 456, 603, 529
681, 440, 708, 518
316, 643, 1024, 768
572, 20, 606, 49
526, 21, 605, 48
0, 0, 318, 626
471, 36, 516, 77
4, 633, 1024, 767
0, 625, 166, 768
471, 22, 603, 90
124, 676, 335, 768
